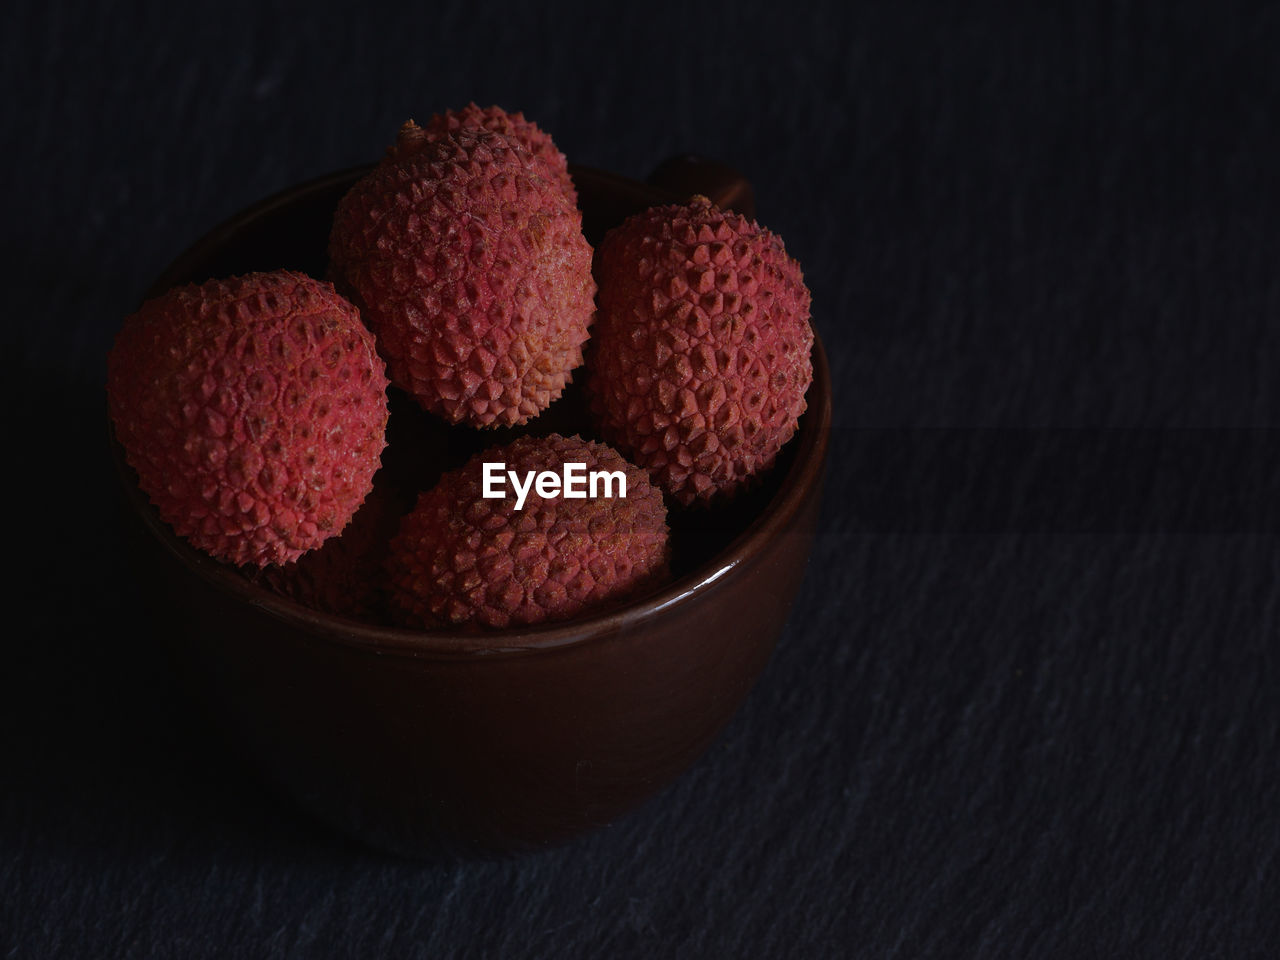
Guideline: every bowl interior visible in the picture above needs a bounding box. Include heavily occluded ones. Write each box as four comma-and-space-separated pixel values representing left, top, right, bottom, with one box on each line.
117, 164, 832, 656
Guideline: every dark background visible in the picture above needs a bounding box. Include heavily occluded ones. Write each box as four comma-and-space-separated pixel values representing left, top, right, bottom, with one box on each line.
5, 1, 1279, 956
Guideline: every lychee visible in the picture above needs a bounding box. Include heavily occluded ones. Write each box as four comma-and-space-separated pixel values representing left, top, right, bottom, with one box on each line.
586, 196, 813, 505
107, 270, 390, 567
387, 434, 669, 630
250, 473, 409, 619
329, 126, 595, 428
400, 103, 577, 207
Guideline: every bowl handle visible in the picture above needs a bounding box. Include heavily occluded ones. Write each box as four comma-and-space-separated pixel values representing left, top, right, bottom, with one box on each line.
646, 156, 757, 220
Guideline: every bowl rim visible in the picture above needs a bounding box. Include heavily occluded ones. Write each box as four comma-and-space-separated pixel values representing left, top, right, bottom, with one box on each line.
114, 167, 833, 661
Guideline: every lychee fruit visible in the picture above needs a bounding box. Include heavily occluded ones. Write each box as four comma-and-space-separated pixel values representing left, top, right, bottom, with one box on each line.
329, 126, 596, 428
387, 434, 669, 630
586, 196, 813, 505
398, 103, 577, 207
107, 270, 390, 567
250, 472, 409, 620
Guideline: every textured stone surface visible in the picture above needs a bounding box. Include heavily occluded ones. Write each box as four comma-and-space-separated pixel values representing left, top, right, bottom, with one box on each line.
589, 196, 812, 504
330, 127, 595, 427
107, 271, 389, 566
388, 434, 669, 629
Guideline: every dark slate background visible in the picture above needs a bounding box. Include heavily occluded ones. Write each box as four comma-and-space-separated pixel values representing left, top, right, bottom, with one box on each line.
5, 1, 1279, 956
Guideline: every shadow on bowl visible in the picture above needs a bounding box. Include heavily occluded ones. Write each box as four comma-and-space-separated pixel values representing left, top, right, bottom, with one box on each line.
111, 160, 832, 858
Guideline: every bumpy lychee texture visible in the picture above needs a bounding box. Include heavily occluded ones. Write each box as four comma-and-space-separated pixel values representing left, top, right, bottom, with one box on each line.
397, 104, 577, 207
387, 434, 670, 630
251, 474, 408, 618
108, 271, 390, 567
329, 126, 596, 428
586, 196, 813, 505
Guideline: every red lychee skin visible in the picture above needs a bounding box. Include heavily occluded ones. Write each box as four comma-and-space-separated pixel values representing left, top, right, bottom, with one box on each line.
251, 473, 408, 620
586, 197, 813, 506
387, 434, 670, 630
330, 127, 596, 428
107, 271, 390, 567
397, 104, 577, 207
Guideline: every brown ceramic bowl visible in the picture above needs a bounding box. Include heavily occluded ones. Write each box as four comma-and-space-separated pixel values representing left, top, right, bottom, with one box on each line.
111, 159, 832, 858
